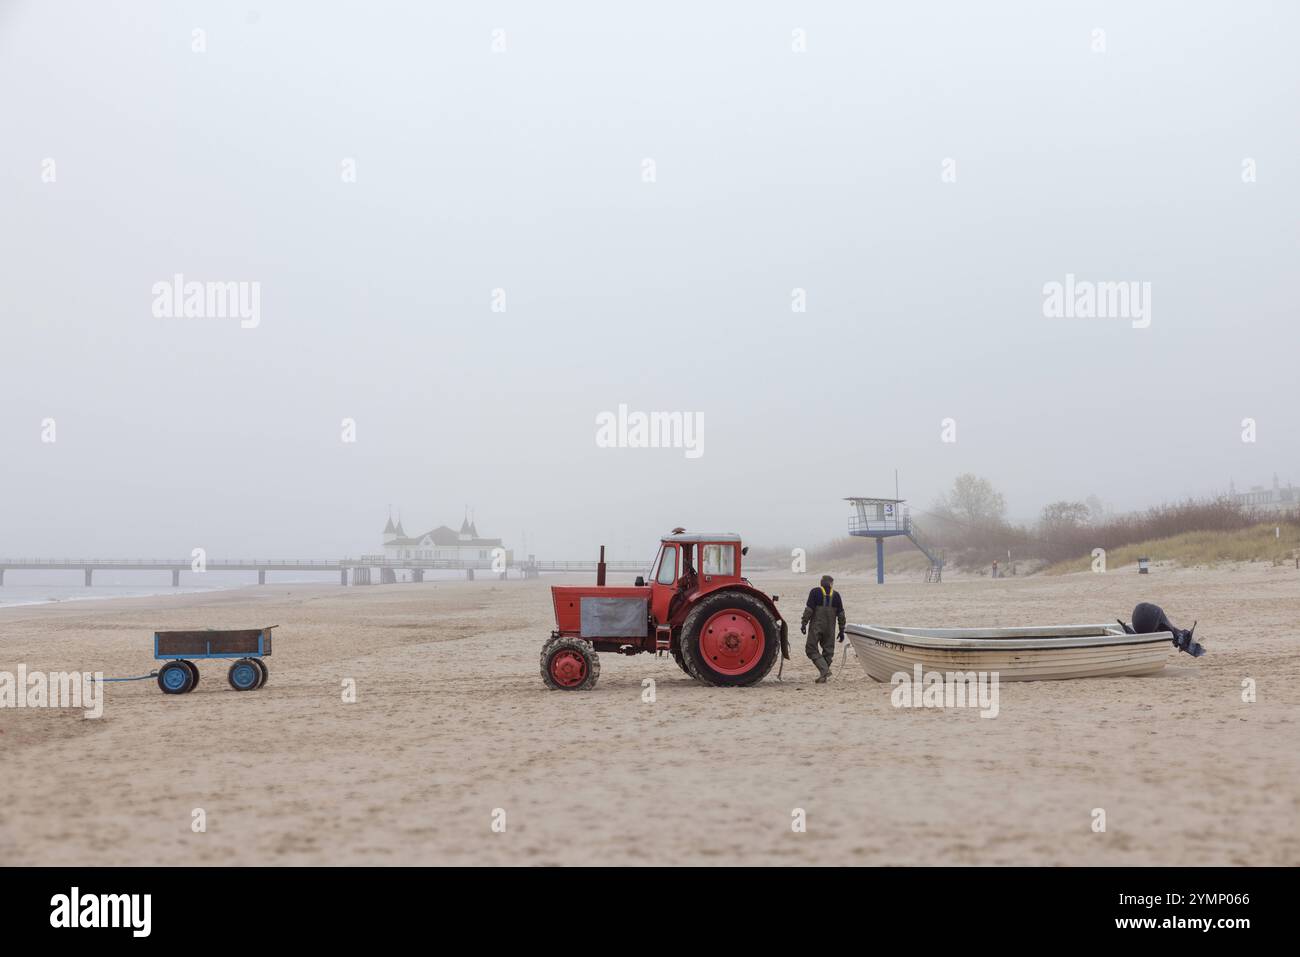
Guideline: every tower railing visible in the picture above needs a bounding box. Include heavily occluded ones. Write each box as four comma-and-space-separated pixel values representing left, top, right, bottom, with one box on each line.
847, 513, 912, 535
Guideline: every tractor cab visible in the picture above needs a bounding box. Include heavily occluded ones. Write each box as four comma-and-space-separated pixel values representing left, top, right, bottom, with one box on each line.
644, 532, 745, 626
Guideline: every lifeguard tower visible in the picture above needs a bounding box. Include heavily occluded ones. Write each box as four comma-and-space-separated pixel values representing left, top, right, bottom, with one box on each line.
845, 497, 944, 584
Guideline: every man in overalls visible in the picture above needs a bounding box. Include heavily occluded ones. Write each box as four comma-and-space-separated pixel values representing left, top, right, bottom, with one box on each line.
801, 574, 846, 683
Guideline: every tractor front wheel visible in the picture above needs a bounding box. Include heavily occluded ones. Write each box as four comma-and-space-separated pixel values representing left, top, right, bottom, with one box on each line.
679, 591, 781, 687
540, 636, 600, 691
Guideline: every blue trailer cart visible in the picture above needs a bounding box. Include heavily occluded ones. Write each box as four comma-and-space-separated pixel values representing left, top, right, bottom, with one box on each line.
153, 626, 276, 694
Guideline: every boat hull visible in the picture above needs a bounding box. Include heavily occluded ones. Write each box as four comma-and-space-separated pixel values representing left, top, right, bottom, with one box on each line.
845, 623, 1172, 682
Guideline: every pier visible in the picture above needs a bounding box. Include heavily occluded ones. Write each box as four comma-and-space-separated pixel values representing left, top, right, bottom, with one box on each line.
0, 556, 647, 587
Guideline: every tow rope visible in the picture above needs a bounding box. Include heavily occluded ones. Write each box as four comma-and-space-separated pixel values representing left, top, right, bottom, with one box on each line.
97, 671, 159, 683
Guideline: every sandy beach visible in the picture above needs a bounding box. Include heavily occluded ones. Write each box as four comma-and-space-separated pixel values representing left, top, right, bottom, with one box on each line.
2, 565, 1297, 866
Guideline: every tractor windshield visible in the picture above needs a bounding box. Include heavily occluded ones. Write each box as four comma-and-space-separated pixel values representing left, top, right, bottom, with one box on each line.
652, 544, 678, 585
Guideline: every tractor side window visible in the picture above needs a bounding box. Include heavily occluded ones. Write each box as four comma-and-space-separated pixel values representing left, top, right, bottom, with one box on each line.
655, 545, 678, 585
702, 544, 735, 576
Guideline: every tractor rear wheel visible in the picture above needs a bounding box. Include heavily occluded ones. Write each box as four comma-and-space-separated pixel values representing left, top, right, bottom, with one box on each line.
540, 636, 600, 691
679, 591, 781, 687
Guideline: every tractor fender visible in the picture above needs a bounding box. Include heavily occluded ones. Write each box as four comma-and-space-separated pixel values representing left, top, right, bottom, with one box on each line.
731, 585, 791, 660
669, 583, 787, 656
732, 582, 786, 626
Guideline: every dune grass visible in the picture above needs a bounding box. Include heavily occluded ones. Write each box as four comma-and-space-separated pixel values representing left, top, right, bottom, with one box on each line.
1044, 522, 1300, 574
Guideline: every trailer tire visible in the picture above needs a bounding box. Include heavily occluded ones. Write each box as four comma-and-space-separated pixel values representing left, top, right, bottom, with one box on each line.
228, 658, 261, 691
540, 636, 600, 691
679, 591, 781, 687
158, 662, 194, 695
252, 659, 268, 688
181, 660, 200, 689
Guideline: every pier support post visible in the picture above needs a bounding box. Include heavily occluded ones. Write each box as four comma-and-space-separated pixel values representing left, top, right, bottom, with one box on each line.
84, 568, 93, 587
0, 568, 4, 586
876, 538, 885, 585
341, 569, 348, 586
466, 568, 474, 582
258, 570, 266, 585
412, 569, 423, 583
172, 569, 180, 587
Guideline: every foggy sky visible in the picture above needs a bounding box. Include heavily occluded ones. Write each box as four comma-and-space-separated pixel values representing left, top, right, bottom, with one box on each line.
2, 1, 1297, 563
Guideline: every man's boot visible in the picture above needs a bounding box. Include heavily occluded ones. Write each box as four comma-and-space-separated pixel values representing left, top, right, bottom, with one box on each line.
812, 655, 831, 683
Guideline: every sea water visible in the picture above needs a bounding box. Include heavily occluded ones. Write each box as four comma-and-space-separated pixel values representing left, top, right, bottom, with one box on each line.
0, 583, 236, 609
0, 569, 473, 610
0, 570, 344, 609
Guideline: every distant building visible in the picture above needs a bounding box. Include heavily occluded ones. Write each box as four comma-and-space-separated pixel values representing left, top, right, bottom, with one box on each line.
381, 511, 509, 563
1228, 475, 1296, 512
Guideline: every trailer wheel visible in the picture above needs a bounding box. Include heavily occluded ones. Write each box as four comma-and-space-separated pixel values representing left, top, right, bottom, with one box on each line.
158, 662, 194, 695
228, 658, 262, 691
540, 637, 600, 691
252, 659, 268, 688
181, 660, 200, 689
679, 591, 781, 687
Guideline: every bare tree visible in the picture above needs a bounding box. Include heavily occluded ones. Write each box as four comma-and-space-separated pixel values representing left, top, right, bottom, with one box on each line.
933, 474, 1007, 528
1038, 501, 1092, 561
1040, 501, 1091, 533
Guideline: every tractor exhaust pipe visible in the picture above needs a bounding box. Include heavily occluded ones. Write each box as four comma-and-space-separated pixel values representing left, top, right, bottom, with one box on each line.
596, 545, 607, 587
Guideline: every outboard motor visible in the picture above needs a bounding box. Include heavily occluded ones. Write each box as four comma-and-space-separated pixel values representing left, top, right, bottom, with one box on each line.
1119, 602, 1206, 657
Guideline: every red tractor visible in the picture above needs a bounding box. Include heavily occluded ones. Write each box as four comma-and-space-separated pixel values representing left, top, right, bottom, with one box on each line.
540, 530, 790, 690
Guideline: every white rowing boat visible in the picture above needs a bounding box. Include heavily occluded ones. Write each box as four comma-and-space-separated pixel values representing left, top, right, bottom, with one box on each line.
844, 623, 1174, 682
